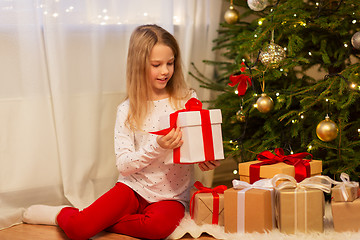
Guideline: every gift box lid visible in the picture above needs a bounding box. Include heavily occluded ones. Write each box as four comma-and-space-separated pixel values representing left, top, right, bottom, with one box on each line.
331, 184, 359, 202
160, 109, 222, 129
238, 160, 322, 178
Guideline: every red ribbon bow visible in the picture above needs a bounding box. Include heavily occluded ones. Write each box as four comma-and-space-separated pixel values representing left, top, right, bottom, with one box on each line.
228, 63, 252, 96
249, 148, 312, 184
150, 98, 215, 164
190, 181, 227, 224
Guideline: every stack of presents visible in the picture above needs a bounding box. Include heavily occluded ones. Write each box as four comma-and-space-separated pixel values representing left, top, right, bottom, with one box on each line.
158, 98, 360, 234
190, 155, 360, 234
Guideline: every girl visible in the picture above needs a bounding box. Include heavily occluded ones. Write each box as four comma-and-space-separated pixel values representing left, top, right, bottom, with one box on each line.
23, 24, 220, 239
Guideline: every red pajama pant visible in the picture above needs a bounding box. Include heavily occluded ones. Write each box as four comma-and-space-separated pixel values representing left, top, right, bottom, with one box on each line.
56, 182, 185, 240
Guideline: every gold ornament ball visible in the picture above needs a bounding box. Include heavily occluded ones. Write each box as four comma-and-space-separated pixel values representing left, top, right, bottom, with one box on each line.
256, 93, 274, 113
259, 41, 286, 68
224, 6, 239, 24
236, 110, 246, 122
316, 116, 338, 142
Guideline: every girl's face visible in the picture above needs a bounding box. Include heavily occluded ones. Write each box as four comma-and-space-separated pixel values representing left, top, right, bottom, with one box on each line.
148, 43, 175, 100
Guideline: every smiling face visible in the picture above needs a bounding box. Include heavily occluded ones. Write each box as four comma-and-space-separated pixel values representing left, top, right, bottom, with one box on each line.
148, 43, 175, 100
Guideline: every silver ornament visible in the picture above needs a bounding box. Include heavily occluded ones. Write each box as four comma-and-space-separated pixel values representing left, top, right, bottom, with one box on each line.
351, 31, 360, 50
247, 0, 269, 11
259, 41, 286, 68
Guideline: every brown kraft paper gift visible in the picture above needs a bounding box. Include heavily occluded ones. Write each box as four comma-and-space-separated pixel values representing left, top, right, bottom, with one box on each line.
224, 187, 274, 233
277, 188, 325, 234
191, 192, 225, 226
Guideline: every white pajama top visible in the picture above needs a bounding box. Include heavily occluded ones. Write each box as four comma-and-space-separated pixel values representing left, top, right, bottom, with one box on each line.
114, 96, 196, 206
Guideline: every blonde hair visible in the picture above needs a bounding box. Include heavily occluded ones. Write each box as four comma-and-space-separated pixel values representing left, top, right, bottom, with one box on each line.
125, 24, 191, 130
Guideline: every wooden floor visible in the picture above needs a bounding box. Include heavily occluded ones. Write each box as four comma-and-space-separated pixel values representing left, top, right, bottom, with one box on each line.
0, 224, 215, 240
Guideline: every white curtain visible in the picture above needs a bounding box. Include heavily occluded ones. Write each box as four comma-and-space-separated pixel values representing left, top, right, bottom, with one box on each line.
0, 0, 222, 230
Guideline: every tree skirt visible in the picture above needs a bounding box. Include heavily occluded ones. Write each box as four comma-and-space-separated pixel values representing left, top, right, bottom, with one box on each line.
167, 203, 360, 240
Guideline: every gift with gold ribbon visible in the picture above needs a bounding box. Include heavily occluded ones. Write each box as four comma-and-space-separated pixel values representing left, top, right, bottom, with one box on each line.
224, 179, 275, 233
271, 173, 332, 234
190, 181, 227, 225
238, 148, 322, 184
151, 98, 224, 164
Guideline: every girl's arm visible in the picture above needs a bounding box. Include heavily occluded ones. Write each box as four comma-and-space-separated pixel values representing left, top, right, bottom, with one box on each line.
114, 106, 168, 177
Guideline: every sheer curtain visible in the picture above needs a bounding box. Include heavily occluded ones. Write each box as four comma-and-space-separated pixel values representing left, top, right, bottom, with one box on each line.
0, 0, 222, 230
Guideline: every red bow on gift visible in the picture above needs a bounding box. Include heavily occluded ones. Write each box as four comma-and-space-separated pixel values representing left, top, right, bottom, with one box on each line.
249, 148, 313, 184
228, 62, 252, 96
150, 98, 215, 164
190, 181, 227, 225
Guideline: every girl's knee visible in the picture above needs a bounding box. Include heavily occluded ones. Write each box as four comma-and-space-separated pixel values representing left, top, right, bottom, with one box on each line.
57, 208, 96, 240
145, 201, 185, 239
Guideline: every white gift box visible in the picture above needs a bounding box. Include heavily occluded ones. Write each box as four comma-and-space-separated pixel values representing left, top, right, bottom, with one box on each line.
160, 109, 224, 164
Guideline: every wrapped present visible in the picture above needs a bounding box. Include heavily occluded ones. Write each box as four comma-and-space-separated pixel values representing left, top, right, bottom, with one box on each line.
152, 98, 224, 164
190, 181, 227, 225
239, 148, 322, 183
331, 172, 359, 202
224, 179, 275, 233
272, 174, 332, 234
331, 198, 360, 232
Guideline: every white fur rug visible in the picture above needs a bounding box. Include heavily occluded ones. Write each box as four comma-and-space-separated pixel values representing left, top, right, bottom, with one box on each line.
167, 203, 360, 240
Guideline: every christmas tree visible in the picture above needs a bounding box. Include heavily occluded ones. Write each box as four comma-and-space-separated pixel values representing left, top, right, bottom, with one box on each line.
191, 0, 360, 181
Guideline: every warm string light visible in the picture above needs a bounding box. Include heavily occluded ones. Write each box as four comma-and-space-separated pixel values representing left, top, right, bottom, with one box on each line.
38, 5, 182, 25
280, 11, 306, 28
253, 93, 258, 108
228, 140, 239, 151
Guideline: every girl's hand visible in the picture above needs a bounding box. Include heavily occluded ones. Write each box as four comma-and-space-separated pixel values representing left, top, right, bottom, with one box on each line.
198, 160, 221, 171
156, 127, 183, 149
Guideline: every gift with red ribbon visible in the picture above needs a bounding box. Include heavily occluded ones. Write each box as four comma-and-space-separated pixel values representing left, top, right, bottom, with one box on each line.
151, 98, 224, 164
249, 148, 313, 184
190, 181, 227, 225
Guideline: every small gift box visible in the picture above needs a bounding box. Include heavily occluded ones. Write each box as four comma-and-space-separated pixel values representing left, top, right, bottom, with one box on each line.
152, 98, 224, 164
331, 198, 360, 232
272, 174, 332, 234
224, 179, 275, 233
331, 173, 359, 202
190, 181, 227, 226
238, 148, 322, 183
